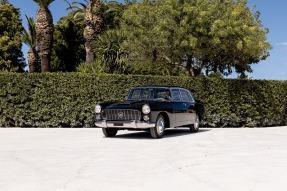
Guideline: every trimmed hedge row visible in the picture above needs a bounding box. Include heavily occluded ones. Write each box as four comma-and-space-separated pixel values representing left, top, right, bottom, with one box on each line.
0, 73, 286, 127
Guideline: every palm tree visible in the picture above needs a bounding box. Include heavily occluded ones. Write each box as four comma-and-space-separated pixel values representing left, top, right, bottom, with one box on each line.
84, 0, 102, 63
65, 0, 124, 63
22, 15, 38, 73
32, 0, 54, 72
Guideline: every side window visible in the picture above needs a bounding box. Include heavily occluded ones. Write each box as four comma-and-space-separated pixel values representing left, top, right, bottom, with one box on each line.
180, 89, 191, 102
156, 90, 171, 99
171, 89, 181, 101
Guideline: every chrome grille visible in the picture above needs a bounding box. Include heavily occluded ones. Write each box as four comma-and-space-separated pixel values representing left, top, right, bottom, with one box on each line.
103, 109, 141, 121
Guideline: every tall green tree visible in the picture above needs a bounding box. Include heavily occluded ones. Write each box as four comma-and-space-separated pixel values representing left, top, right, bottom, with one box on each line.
0, 3, 26, 72
50, 12, 85, 72
0, 0, 9, 5
22, 16, 39, 72
91, 29, 184, 76
32, 0, 54, 72
101, 0, 125, 30
121, 0, 271, 77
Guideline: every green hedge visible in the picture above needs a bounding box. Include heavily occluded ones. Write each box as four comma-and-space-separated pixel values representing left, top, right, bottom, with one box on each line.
0, 73, 286, 127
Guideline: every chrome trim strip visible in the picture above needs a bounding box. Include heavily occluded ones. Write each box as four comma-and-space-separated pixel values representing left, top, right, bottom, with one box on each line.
95, 120, 155, 129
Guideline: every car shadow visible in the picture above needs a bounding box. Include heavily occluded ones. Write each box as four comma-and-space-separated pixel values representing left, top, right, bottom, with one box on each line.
106, 128, 211, 139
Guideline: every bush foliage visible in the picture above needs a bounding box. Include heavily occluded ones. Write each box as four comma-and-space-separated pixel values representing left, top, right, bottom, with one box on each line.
0, 73, 286, 127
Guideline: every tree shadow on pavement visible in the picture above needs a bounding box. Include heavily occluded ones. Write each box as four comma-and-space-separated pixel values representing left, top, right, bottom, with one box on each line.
107, 128, 211, 139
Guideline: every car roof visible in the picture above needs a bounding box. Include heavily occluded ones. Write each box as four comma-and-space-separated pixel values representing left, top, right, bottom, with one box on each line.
133, 86, 183, 89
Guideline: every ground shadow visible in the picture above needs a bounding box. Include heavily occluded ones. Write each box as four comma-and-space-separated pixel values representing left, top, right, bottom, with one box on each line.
105, 128, 211, 140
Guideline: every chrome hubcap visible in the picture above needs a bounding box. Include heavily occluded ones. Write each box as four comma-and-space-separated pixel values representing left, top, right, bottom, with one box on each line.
157, 118, 164, 135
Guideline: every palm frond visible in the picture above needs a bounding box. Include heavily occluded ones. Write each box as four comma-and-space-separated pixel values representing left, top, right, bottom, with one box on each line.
66, 5, 85, 11
64, 0, 87, 22
73, 12, 85, 21
65, 0, 87, 11
22, 15, 36, 48
22, 30, 32, 47
72, 2, 87, 9
64, 0, 73, 11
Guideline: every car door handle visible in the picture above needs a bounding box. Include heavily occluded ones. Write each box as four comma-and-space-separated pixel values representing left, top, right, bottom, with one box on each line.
183, 103, 186, 106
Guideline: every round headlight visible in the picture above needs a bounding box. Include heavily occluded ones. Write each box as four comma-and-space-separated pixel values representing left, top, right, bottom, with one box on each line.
95, 105, 101, 114
142, 104, 150, 114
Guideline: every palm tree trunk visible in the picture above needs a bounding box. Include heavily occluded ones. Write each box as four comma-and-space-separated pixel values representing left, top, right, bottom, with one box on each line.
27, 48, 38, 73
35, 7, 53, 72
84, 0, 102, 63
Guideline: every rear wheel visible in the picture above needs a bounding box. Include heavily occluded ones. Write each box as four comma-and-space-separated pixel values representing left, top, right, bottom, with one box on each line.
102, 128, 118, 137
190, 114, 199, 132
151, 114, 165, 139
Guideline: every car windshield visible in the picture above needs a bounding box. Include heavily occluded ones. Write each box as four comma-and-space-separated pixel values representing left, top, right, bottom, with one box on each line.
127, 88, 171, 100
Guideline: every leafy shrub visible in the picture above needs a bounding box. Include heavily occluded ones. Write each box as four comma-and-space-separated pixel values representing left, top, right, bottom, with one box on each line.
0, 73, 286, 127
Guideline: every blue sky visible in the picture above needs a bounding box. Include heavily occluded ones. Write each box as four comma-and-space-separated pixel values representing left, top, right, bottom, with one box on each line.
9, 0, 287, 80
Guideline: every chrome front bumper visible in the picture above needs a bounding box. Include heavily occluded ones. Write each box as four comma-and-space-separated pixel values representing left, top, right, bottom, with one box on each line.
95, 120, 155, 129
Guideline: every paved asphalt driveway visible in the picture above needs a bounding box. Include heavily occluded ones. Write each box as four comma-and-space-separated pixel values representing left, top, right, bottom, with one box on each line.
0, 127, 287, 191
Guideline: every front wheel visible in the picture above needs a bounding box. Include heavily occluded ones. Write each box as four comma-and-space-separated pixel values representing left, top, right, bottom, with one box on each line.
151, 114, 165, 139
102, 128, 118, 137
190, 114, 199, 132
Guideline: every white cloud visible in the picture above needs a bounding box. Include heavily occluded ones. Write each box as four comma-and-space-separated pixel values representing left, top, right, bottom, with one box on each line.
279, 72, 286, 76
277, 42, 287, 46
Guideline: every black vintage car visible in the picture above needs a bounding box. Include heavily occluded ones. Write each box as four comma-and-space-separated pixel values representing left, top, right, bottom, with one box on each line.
95, 86, 204, 138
